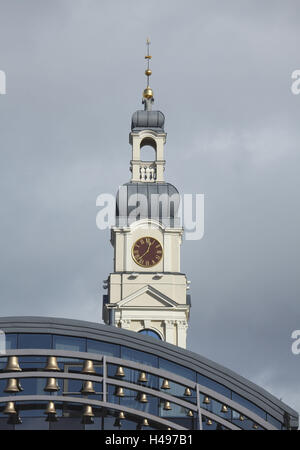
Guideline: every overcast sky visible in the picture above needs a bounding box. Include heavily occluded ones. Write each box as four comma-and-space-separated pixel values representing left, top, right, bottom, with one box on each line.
0, 0, 299, 416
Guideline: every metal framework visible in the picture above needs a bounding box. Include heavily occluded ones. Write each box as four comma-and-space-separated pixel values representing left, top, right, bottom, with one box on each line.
0, 349, 276, 430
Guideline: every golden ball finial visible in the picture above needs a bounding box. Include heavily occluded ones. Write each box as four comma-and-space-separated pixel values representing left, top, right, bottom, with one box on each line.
145, 69, 152, 76
143, 86, 153, 99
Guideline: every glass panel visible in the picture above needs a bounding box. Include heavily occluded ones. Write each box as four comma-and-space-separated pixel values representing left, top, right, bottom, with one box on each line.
49, 418, 84, 430
5, 333, 18, 350
159, 358, 196, 382
159, 400, 189, 418
197, 373, 231, 398
17, 402, 48, 417
14, 418, 49, 430
87, 339, 120, 357
266, 413, 281, 429
231, 392, 266, 420
53, 335, 86, 353
16, 378, 48, 396
18, 333, 52, 350
121, 346, 158, 367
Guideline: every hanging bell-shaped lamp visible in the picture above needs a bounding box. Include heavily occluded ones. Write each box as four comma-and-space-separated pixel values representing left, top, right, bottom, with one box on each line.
253, 423, 259, 429
221, 404, 228, 413
115, 366, 125, 377
44, 356, 60, 371
139, 393, 148, 403
239, 414, 245, 421
163, 401, 172, 411
138, 372, 148, 383
5, 356, 21, 372
81, 360, 96, 375
119, 411, 126, 420
187, 410, 194, 417
142, 418, 149, 427
184, 387, 192, 396
115, 387, 125, 397
203, 396, 210, 404
4, 378, 21, 393
44, 377, 60, 392
206, 419, 213, 426
45, 401, 57, 415
81, 381, 96, 395
161, 379, 170, 390
3, 401, 17, 415
83, 405, 94, 418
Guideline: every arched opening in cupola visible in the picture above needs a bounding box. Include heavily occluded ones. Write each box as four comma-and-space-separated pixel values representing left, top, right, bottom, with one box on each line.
140, 137, 157, 161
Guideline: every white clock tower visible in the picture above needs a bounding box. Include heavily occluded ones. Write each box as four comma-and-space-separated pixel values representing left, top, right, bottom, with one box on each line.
103, 41, 191, 348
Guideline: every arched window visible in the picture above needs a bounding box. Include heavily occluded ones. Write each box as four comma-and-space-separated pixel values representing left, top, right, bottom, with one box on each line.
138, 329, 162, 340
140, 137, 157, 162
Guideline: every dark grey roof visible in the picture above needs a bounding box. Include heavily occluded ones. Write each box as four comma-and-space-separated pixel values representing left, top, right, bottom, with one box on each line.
116, 182, 180, 227
131, 110, 165, 132
0, 316, 298, 428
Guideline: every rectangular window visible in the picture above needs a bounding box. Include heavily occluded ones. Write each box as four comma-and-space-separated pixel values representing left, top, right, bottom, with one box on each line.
121, 346, 158, 367
87, 339, 120, 357
197, 373, 231, 398
159, 358, 196, 382
231, 392, 267, 420
53, 335, 86, 353
18, 333, 52, 350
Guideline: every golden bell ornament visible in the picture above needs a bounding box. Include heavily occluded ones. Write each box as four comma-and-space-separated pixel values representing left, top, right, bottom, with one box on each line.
142, 418, 149, 427
81, 381, 95, 395
187, 410, 194, 417
83, 405, 94, 418
4, 401, 17, 415
163, 401, 172, 411
4, 378, 21, 393
119, 411, 125, 419
44, 377, 59, 392
45, 401, 57, 415
203, 396, 210, 405
138, 372, 148, 383
115, 366, 125, 377
221, 404, 228, 413
139, 393, 148, 403
184, 387, 192, 396
5, 356, 21, 372
239, 414, 245, 421
115, 387, 125, 397
206, 419, 213, 426
161, 379, 170, 390
81, 360, 96, 375
44, 356, 60, 372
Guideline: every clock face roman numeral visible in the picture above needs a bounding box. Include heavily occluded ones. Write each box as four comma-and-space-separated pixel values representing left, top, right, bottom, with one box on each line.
132, 237, 163, 268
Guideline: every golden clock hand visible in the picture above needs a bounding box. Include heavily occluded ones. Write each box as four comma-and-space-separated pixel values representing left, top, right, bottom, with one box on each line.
136, 243, 151, 261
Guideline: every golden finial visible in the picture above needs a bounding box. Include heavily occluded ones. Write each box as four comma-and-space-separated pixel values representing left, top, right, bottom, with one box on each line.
143, 38, 153, 99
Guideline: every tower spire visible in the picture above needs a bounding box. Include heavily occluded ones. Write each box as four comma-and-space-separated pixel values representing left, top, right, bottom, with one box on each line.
143, 38, 154, 110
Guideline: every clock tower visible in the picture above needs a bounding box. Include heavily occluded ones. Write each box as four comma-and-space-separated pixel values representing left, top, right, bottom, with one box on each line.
102, 41, 191, 348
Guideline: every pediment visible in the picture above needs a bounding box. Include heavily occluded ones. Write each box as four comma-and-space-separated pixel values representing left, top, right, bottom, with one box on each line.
116, 286, 178, 308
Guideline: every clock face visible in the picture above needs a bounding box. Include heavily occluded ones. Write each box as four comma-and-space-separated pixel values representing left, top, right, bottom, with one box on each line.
132, 237, 163, 268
